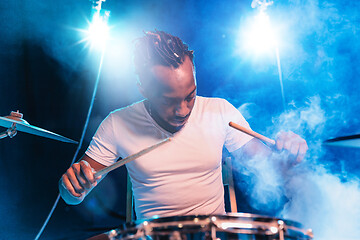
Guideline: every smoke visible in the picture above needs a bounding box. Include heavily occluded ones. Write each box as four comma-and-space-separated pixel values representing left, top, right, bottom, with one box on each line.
13, 1, 91, 71
235, 96, 360, 239
276, 96, 360, 239
282, 166, 360, 239
223, 4, 360, 238
230, 2, 360, 238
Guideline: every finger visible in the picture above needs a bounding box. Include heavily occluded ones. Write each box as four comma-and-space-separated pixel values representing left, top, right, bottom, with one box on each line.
80, 160, 97, 186
290, 142, 300, 156
73, 163, 92, 190
276, 138, 284, 151
296, 141, 308, 163
283, 138, 292, 151
61, 174, 82, 198
67, 165, 86, 194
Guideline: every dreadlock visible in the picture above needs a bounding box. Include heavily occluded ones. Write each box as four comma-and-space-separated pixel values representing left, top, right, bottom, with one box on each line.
133, 30, 194, 76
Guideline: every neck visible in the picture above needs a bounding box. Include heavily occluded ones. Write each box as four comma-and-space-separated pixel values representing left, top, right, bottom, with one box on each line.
144, 100, 182, 134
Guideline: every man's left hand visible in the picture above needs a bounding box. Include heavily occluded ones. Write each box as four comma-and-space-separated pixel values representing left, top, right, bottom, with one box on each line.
275, 131, 308, 163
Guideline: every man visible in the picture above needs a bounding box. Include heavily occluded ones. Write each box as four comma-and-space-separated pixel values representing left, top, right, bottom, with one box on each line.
59, 30, 308, 220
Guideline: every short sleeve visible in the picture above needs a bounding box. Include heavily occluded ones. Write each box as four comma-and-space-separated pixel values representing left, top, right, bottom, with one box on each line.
85, 113, 120, 166
222, 100, 254, 152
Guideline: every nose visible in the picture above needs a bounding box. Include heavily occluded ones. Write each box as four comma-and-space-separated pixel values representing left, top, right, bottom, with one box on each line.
174, 101, 189, 117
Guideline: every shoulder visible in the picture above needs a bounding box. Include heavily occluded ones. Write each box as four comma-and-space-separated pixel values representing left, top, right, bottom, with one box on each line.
196, 96, 248, 124
98, 100, 145, 129
108, 100, 145, 119
195, 96, 235, 113
196, 96, 232, 107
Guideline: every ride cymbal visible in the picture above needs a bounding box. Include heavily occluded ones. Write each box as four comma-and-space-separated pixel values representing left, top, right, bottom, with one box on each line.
323, 134, 360, 148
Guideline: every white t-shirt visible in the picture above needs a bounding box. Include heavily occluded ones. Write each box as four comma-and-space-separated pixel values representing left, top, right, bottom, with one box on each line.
86, 96, 253, 219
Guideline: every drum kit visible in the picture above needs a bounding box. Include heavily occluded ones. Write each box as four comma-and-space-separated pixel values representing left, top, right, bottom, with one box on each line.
2, 110, 360, 240
88, 214, 314, 240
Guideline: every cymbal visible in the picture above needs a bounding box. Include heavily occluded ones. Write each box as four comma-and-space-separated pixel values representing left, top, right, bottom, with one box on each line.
324, 134, 360, 148
0, 112, 78, 144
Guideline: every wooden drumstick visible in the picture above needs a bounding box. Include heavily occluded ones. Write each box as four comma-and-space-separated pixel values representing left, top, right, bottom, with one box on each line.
229, 121, 276, 146
94, 137, 172, 178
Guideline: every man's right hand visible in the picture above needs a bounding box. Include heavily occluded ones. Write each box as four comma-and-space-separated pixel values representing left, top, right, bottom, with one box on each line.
61, 160, 100, 198
59, 155, 106, 204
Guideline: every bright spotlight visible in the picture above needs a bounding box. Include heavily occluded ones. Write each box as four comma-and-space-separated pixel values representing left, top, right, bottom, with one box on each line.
87, 11, 110, 49
237, 0, 287, 111
240, 10, 278, 55
77, 0, 111, 50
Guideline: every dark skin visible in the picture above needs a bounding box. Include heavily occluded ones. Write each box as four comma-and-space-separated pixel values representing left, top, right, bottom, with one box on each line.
60, 155, 105, 204
59, 56, 308, 204
139, 56, 197, 133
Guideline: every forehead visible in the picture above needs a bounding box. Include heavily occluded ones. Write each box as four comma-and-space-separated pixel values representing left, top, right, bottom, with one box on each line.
148, 56, 196, 97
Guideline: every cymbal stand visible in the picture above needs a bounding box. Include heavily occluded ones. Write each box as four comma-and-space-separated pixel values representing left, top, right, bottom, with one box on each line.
0, 111, 23, 140
0, 123, 17, 139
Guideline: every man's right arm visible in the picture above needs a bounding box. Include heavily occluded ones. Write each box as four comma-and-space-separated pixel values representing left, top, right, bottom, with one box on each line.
59, 154, 107, 205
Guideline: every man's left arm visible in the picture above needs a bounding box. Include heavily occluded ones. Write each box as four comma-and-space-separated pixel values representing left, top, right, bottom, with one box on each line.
231, 131, 308, 165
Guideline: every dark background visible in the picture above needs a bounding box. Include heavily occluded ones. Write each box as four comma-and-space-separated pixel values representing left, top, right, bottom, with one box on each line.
1, 0, 360, 239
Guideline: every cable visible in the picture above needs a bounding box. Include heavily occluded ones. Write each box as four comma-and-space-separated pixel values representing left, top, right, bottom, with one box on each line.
34, 48, 106, 240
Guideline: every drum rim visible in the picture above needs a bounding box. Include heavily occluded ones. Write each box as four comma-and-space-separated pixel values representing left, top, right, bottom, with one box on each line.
135, 213, 304, 229
112, 213, 313, 239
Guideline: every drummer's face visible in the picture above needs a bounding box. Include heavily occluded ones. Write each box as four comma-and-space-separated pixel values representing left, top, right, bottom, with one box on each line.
142, 56, 197, 132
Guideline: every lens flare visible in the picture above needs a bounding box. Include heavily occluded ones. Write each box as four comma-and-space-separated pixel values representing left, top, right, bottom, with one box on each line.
74, 6, 111, 51
239, 11, 278, 55
87, 12, 110, 49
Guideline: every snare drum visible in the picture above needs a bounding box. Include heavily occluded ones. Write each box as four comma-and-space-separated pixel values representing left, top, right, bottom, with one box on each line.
89, 213, 313, 240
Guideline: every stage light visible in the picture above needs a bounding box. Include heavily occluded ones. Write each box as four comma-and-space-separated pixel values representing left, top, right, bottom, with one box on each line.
246, 11, 276, 54
236, 0, 280, 56
237, 10, 278, 56
87, 11, 110, 49
237, 0, 287, 110
78, 0, 111, 50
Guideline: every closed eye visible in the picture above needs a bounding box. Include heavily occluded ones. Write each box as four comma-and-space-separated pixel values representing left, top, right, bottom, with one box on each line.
185, 95, 196, 102
162, 98, 174, 105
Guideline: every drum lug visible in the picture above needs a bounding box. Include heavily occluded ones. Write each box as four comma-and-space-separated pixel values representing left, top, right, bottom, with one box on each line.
278, 220, 285, 240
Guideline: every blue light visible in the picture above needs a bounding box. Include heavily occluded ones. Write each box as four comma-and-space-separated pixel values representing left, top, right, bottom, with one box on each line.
76, 1, 111, 51
237, 10, 279, 56
87, 10, 110, 49
235, 2, 287, 110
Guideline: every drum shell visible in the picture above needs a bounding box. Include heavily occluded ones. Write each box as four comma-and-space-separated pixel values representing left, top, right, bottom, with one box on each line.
93, 214, 313, 240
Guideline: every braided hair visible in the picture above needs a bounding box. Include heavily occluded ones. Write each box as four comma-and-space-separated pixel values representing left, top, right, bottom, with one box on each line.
134, 30, 194, 77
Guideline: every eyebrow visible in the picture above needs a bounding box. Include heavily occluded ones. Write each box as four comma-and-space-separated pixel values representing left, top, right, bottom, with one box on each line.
186, 87, 197, 98
163, 86, 197, 100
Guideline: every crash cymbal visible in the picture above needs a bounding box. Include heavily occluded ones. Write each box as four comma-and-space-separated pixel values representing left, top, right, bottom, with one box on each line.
0, 111, 78, 144
323, 134, 360, 148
